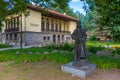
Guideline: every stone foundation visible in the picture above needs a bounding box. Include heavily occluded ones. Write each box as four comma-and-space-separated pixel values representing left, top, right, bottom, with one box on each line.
1, 31, 72, 46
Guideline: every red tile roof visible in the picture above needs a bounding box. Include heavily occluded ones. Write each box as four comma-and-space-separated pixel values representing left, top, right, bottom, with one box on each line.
27, 4, 77, 21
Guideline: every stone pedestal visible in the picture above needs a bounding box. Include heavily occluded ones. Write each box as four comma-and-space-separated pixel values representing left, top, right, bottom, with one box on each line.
61, 62, 96, 78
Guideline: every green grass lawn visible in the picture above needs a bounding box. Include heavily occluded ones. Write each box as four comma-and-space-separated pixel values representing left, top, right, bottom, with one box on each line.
0, 41, 120, 69
0, 47, 73, 64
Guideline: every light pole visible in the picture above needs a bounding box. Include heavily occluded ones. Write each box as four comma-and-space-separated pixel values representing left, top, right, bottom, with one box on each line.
20, 15, 22, 51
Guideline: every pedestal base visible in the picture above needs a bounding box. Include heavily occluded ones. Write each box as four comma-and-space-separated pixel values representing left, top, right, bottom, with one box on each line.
61, 62, 96, 78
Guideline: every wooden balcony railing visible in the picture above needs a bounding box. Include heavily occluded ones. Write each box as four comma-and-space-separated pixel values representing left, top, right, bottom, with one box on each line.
5, 28, 19, 32
42, 29, 71, 33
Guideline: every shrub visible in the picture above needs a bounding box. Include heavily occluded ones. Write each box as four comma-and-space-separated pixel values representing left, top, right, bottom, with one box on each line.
86, 45, 105, 54
58, 43, 74, 51
0, 44, 10, 48
86, 41, 105, 54
43, 44, 56, 49
88, 54, 120, 69
112, 48, 120, 55
88, 35, 97, 41
43, 43, 74, 51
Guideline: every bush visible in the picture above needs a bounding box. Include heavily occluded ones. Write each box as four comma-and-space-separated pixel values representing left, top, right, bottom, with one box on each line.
43, 43, 74, 51
88, 55, 120, 69
88, 35, 97, 41
0, 44, 10, 48
58, 43, 74, 51
87, 45, 105, 54
86, 41, 105, 54
112, 48, 120, 55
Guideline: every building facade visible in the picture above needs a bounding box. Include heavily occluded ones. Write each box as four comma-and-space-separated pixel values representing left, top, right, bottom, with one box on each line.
1, 4, 77, 46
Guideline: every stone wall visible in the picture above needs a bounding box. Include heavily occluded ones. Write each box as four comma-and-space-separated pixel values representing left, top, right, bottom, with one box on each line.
1, 32, 25, 47
25, 32, 43, 46
1, 31, 73, 47
25, 32, 72, 46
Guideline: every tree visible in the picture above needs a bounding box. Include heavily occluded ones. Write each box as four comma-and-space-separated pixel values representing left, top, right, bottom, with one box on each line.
47, 0, 76, 17
81, 0, 120, 42
0, 0, 27, 21
75, 10, 96, 31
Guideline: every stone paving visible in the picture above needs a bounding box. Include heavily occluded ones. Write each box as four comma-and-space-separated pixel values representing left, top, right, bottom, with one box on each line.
0, 45, 37, 51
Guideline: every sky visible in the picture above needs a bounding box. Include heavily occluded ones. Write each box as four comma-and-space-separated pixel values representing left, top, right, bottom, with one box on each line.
69, 0, 86, 15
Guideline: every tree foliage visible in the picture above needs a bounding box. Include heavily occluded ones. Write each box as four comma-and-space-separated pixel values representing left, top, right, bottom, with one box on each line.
75, 11, 96, 31
81, 0, 120, 42
0, 0, 27, 21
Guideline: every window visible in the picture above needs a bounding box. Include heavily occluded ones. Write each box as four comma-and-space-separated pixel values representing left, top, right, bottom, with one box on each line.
62, 35, 64, 40
59, 22, 62, 31
41, 21, 45, 31
6, 21, 8, 29
55, 21, 58, 31
6, 34, 8, 40
47, 36, 50, 40
11, 19, 13, 29
8, 20, 11, 29
17, 17, 19, 28
5, 16, 20, 30
51, 20, 54, 31
14, 33, 17, 40
46, 19, 49, 31
14, 18, 16, 28
41, 18, 45, 31
43, 36, 46, 41
10, 34, 12, 40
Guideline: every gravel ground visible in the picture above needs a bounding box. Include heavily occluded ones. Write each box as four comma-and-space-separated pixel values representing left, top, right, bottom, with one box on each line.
0, 61, 120, 80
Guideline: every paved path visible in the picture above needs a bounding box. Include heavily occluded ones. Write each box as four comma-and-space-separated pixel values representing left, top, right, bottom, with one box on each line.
0, 45, 37, 51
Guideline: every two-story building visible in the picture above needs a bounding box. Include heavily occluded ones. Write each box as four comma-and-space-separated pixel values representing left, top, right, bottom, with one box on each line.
1, 4, 77, 46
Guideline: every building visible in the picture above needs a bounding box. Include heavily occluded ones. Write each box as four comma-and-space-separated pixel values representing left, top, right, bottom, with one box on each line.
1, 4, 77, 46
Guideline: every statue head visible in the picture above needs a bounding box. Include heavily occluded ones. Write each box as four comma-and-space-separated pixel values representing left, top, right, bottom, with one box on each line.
76, 20, 82, 28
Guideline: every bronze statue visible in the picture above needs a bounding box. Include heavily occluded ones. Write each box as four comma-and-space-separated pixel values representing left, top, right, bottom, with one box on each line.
71, 20, 88, 67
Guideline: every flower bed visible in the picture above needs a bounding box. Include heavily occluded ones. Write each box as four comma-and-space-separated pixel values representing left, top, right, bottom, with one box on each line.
111, 45, 120, 48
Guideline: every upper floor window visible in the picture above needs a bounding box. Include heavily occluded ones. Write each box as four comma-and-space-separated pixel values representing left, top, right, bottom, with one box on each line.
59, 22, 62, 31
46, 19, 49, 31
5, 21, 8, 29
17, 17, 19, 28
5, 16, 21, 30
51, 20, 54, 31
14, 18, 16, 28
55, 21, 58, 31
41, 21, 45, 31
